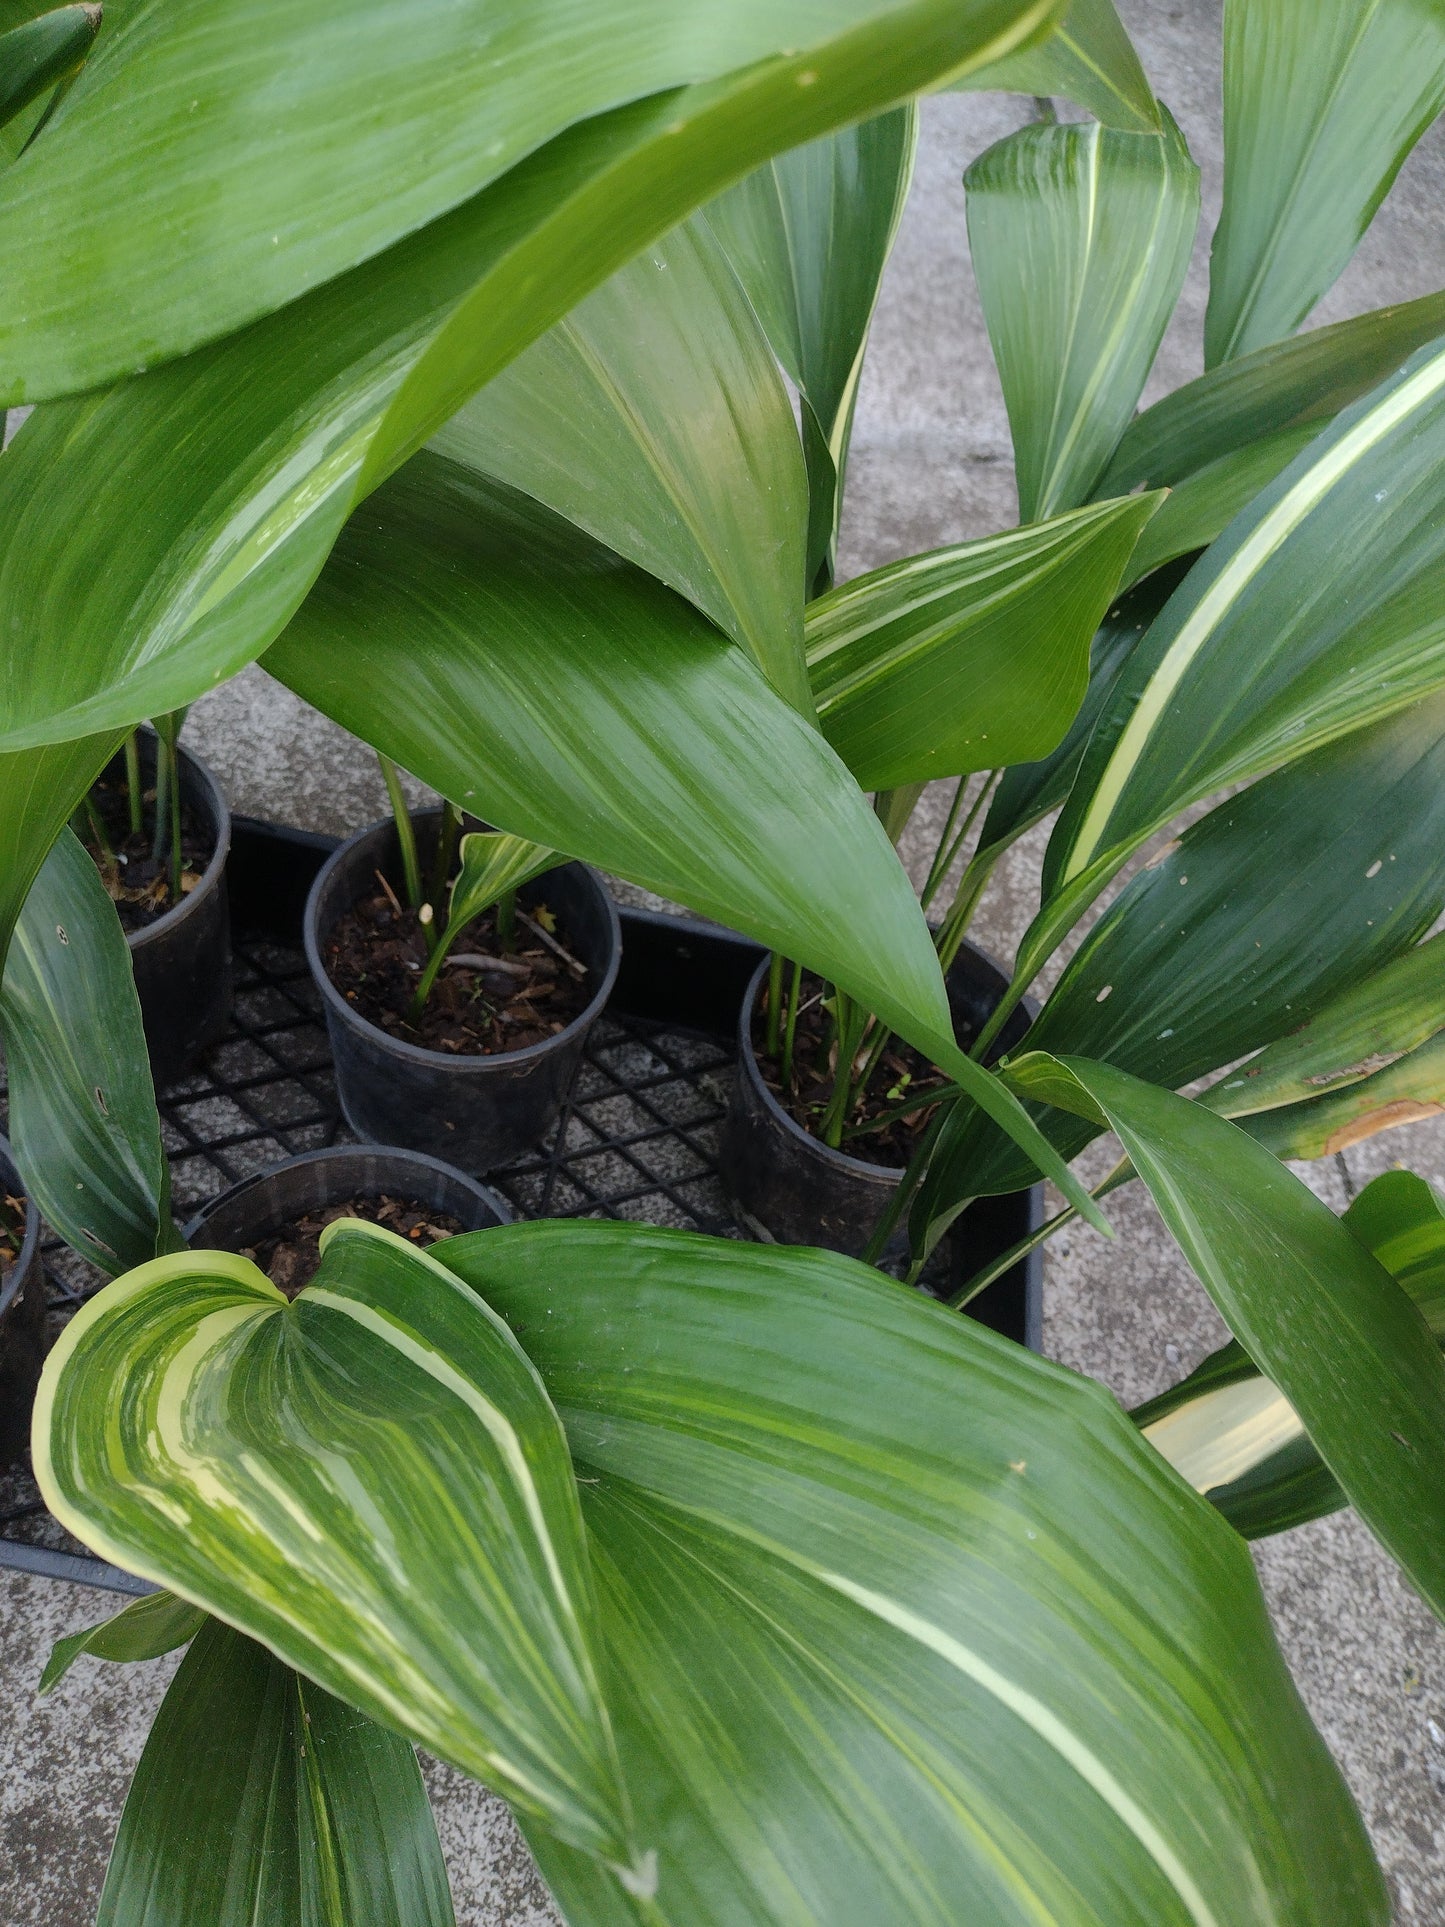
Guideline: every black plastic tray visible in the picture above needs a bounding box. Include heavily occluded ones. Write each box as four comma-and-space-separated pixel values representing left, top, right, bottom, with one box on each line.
1, 818, 1041, 1593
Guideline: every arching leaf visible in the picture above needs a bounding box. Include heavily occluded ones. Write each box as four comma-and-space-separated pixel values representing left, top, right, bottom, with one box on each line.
1205, 0, 1445, 367
0, 827, 177, 1274
41, 1589, 205, 1696
706, 106, 918, 589
0, 1, 96, 130
806, 493, 1159, 787
953, 0, 1159, 133
431, 216, 811, 713
965, 111, 1198, 521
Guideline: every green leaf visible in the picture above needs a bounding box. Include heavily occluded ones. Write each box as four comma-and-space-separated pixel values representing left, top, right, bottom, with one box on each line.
0, 731, 119, 969
1203, 933, 1445, 1124
1035, 334, 1445, 990
1135, 1169, 1445, 1541
267, 458, 1109, 1232
1004, 1053, 1445, 1624
445, 1222, 1382, 1925
1117, 421, 1320, 590
806, 492, 1161, 787
34, 1219, 644, 1884
706, 106, 918, 589
0, 828, 177, 1275
448, 832, 556, 934
976, 564, 1180, 864
965, 111, 1198, 521
952, 0, 1160, 133
0, 0, 1056, 402
1205, 0, 1445, 367
431, 215, 812, 713
40, 1590, 205, 1696
1237, 1029, 1445, 1164
0, 1, 95, 129
918, 693, 1445, 1220
97, 1617, 455, 1927
1099, 288, 1445, 493
0, 0, 1054, 769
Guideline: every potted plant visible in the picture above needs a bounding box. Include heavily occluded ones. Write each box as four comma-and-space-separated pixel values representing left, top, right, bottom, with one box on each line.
74, 718, 233, 1085
304, 784, 620, 1169
7, 0, 1445, 1920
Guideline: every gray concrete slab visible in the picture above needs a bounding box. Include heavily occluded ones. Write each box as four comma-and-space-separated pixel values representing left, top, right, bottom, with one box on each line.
7, 2, 1445, 1918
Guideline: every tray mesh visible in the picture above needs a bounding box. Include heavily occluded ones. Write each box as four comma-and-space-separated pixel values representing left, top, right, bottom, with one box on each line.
1, 929, 738, 1578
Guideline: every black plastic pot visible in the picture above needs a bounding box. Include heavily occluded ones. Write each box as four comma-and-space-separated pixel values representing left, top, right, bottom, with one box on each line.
304, 812, 621, 1171
183, 1143, 512, 1252
720, 942, 1040, 1344
0, 1136, 46, 1464
111, 731, 233, 1087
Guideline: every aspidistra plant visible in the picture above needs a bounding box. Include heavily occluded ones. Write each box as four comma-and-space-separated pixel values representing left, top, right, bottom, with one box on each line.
9, 0, 1445, 1919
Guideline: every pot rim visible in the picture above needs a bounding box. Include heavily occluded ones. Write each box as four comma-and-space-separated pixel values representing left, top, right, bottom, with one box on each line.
304, 812, 622, 1072
121, 730, 233, 956
0, 1133, 42, 1325
735, 939, 1030, 1183
181, 1142, 513, 1244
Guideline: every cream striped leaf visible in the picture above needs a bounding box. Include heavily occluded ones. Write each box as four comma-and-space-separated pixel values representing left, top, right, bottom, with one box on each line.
32, 1219, 646, 1891
1029, 334, 1445, 990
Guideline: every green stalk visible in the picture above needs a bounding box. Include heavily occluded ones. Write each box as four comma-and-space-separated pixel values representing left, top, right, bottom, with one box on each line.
168, 750, 183, 902
860, 1098, 955, 1268
921, 771, 999, 915
818, 992, 867, 1150
495, 886, 517, 951
150, 735, 171, 865
779, 957, 803, 1090
405, 920, 461, 1025
935, 846, 1002, 978
427, 800, 462, 915
764, 950, 784, 1057
946, 1159, 1134, 1310
376, 754, 423, 910
82, 793, 114, 869
123, 732, 143, 838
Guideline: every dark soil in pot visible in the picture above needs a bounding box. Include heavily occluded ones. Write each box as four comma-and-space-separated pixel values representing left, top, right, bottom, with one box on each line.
184, 1145, 510, 1296
82, 732, 233, 1086
0, 1138, 46, 1464
305, 811, 620, 1171
326, 892, 594, 1054
720, 941, 1035, 1287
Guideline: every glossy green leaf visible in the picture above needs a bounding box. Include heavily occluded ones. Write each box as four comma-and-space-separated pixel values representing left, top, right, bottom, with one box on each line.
0, 1, 1051, 771
431, 215, 811, 712
953, 0, 1160, 133
0, 1, 95, 129
806, 491, 1161, 787
1100, 289, 1445, 493
0, 730, 119, 969
1135, 1169, 1445, 1541
40, 1590, 205, 1696
1003, 1053, 1445, 1623
1118, 422, 1320, 590
965, 112, 1198, 521
98, 1618, 455, 1927
0, 0, 1056, 402
1203, 933, 1445, 1125
1035, 334, 1445, 989
976, 564, 1181, 864
706, 106, 917, 588
0, 828, 177, 1275
35, 1219, 644, 1884
1238, 1029, 1445, 1163
267, 458, 1108, 1230
448, 833, 556, 933
1205, 0, 1445, 367
442, 1221, 1380, 1925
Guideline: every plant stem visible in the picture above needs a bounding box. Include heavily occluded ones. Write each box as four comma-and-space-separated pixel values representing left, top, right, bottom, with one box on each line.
946, 1158, 1134, 1310
427, 800, 462, 915
921, 771, 999, 915
376, 755, 423, 910
82, 793, 114, 869
168, 747, 183, 901
406, 923, 459, 1024
819, 992, 867, 1149
873, 783, 926, 847
780, 957, 803, 1090
934, 847, 1001, 979
123, 732, 143, 838
151, 734, 171, 865
495, 887, 517, 951
860, 1097, 955, 1266
764, 951, 784, 1058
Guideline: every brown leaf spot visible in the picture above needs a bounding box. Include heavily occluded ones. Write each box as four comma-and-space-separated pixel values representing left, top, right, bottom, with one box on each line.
1323, 1100, 1445, 1154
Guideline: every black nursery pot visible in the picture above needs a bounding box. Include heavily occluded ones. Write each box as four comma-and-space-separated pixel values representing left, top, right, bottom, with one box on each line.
304, 811, 621, 1172
720, 941, 1039, 1342
112, 732, 234, 1087
0, 1136, 46, 1464
183, 1143, 512, 1251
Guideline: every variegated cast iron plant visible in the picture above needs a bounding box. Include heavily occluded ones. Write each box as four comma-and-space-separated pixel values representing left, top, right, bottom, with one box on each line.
4, 0, 1445, 1919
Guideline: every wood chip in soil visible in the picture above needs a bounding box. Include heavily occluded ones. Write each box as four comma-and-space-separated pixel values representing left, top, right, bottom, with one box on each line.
241, 1195, 469, 1298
